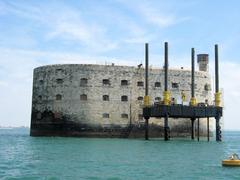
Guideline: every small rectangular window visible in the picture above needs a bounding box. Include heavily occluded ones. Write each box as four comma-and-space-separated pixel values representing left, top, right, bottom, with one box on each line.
56, 78, 63, 84
204, 84, 211, 91
121, 80, 128, 86
80, 78, 88, 86
172, 83, 179, 89
80, 94, 87, 101
121, 96, 128, 101
56, 69, 63, 73
138, 114, 143, 120
121, 114, 128, 118
36, 112, 42, 120
38, 95, 42, 101
56, 94, 62, 100
39, 80, 44, 84
103, 95, 109, 101
103, 113, 109, 118
137, 81, 144, 87
103, 79, 110, 85
155, 82, 161, 87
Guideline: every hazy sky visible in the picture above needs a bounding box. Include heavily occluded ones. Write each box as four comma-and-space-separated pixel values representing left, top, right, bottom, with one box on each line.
0, 0, 240, 130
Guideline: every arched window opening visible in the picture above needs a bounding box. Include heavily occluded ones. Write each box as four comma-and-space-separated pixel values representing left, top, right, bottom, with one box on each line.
103, 95, 109, 101
56, 94, 62, 100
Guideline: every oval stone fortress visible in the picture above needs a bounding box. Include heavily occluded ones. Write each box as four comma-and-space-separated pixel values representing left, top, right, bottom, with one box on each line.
30, 54, 212, 137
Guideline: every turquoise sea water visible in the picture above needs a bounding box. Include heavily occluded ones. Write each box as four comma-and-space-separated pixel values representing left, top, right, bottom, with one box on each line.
0, 128, 240, 180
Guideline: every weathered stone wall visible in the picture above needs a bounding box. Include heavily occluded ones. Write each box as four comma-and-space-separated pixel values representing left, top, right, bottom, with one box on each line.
31, 64, 212, 137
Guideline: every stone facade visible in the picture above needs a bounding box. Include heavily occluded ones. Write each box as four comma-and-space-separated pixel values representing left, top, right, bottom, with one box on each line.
30, 63, 212, 137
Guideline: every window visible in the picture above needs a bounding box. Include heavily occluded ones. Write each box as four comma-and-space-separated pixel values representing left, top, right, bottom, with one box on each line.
204, 84, 211, 91
137, 96, 143, 100
56, 78, 63, 84
138, 114, 143, 120
36, 112, 42, 120
155, 82, 161, 87
56, 94, 62, 100
121, 80, 128, 86
155, 97, 161, 101
103, 79, 110, 85
80, 94, 87, 101
103, 113, 109, 118
80, 78, 88, 86
121, 96, 128, 101
56, 68, 63, 73
38, 95, 42, 101
103, 95, 109, 101
137, 81, 144, 87
121, 114, 128, 118
172, 83, 179, 89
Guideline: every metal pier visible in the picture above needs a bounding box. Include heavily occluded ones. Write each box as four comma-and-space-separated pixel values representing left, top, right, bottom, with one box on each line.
143, 42, 223, 141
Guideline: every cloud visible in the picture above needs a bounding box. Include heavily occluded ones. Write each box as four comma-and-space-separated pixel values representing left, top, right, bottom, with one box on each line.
124, 34, 156, 44
119, 0, 190, 28
2, 1, 118, 53
137, 6, 184, 28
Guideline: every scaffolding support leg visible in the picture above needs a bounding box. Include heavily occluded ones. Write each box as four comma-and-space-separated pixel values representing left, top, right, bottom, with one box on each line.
216, 115, 222, 141
207, 117, 210, 142
197, 118, 200, 141
191, 118, 195, 140
145, 117, 149, 140
164, 114, 170, 141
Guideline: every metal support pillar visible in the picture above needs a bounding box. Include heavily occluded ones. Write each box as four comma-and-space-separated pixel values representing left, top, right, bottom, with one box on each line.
197, 118, 200, 141
163, 42, 170, 141
164, 114, 170, 141
207, 117, 209, 141
216, 114, 221, 141
190, 48, 196, 106
164, 42, 168, 93
144, 43, 149, 140
145, 118, 149, 140
191, 118, 195, 140
215, 45, 219, 94
190, 48, 196, 140
215, 44, 222, 141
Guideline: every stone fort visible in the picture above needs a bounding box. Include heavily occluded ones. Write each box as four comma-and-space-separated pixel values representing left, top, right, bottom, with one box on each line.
30, 54, 212, 137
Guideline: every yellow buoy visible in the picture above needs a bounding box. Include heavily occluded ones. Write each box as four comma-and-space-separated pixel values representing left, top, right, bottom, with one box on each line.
222, 160, 240, 166
222, 153, 240, 166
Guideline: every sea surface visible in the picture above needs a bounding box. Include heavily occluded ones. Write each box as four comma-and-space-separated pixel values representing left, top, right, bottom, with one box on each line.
0, 128, 240, 180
